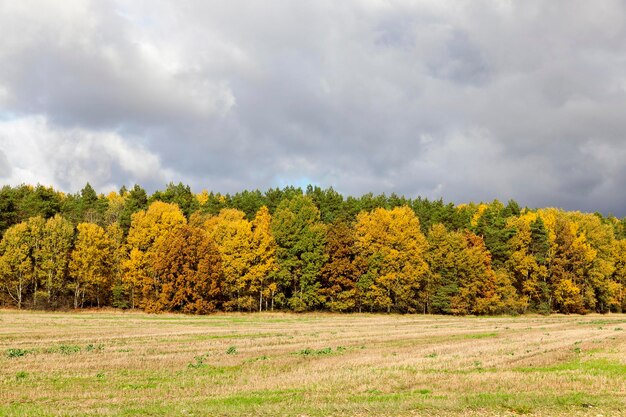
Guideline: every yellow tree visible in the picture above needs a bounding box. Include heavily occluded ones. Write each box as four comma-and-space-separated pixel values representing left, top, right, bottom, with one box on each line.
568, 212, 618, 312
427, 224, 523, 315
426, 223, 465, 314
205, 209, 254, 311
104, 191, 126, 226
107, 223, 127, 308
37, 215, 73, 308
535, 208, 619, 313
612, 239, 626, 311
451, 232, 523, 315
123, 201, 186, 310
0, 222, 34, 309
25, 216, 45, 307
355, 206, 429, 313
123, 248, 148, 309
0, 216, 62, 309
69, 223, 113, 308
539, 210, 593, 313
506, 212, 549, 312
249, 206, 278, 311
152, 225, 222, 313
126, 201, 187, 252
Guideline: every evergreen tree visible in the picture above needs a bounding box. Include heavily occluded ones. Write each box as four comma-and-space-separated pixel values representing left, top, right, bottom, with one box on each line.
119, 184, 148, 234
271, 195, 326, 311
149, 182, 199, 219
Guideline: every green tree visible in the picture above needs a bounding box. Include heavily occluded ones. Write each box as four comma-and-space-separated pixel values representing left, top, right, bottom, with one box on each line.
79, 183, 106, 224
271, 196, 326, 311
0, 186, 19, 237
306, 185, 345, 223
472, 200, 516, 269
149, 182, 199, 218
119, 184, 148, 234
230, 190, 266, 220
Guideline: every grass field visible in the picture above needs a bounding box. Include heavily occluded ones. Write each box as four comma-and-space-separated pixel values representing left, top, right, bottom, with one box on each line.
1, 311, 625, 416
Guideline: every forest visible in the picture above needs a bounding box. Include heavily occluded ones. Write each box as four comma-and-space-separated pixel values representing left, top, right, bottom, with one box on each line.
0, 182, 625, 315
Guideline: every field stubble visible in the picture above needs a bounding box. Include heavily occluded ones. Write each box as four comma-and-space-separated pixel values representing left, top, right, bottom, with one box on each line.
0, 310, 625, 416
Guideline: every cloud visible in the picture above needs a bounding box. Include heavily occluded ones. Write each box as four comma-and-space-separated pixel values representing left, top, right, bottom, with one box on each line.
0, 115, 175, 193
0, 149, 11, 178
1, 1, 626, 214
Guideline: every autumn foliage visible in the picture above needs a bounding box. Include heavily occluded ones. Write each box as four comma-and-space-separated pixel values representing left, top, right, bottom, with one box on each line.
1, 183, 626, 314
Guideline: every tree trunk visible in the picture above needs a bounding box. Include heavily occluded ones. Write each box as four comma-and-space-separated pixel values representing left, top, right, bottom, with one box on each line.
32, 279, 38, 308
74, 283, 80, 309
47, 271, 53, 304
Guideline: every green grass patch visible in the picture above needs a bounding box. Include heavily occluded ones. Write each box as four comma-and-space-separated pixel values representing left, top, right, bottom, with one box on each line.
578, 319, 626, 326
6, 348, 34, 358
204, 388, 305, 407
463, 391, 615, 413
462, 332, 498, 339
515, 358, 626, 377
350, 388, 432, 404
293, 346, 346, 356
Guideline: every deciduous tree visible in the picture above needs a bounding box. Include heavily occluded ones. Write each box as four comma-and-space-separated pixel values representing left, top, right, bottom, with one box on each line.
355, 206, 429, 313
0, 222, 33, 309
123, 201, 186, 310
36, 215, 73, 308
249, 206, 278, 311
69, 223, 113, 308
152, 225, 222, 313
205, 209, 254, 311
320, 219, 364, 312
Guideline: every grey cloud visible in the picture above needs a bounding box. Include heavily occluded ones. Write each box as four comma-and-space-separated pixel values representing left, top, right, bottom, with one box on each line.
0, 150, 11, 178
1, 1, 626, 214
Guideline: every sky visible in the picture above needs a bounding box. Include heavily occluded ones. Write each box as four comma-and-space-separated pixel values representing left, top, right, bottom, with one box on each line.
1, 1, 626, 215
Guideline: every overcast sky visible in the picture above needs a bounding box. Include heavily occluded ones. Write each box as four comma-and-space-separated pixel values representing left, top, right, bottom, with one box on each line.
1, 1, 626, 215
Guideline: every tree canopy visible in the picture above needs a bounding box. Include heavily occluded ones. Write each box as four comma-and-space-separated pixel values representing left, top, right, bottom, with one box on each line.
1, 182, 625, 314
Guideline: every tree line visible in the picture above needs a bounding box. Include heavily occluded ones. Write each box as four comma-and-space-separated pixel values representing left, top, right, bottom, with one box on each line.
1, 182, 625, 314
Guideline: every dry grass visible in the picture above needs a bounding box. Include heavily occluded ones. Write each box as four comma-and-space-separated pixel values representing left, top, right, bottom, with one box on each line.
1, 310, 625, 416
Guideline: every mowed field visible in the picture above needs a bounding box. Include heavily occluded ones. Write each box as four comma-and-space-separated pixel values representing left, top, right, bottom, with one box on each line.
1, 311, 625, 417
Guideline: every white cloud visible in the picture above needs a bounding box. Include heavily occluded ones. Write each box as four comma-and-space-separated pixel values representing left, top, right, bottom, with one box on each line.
0, 115, 177, 192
